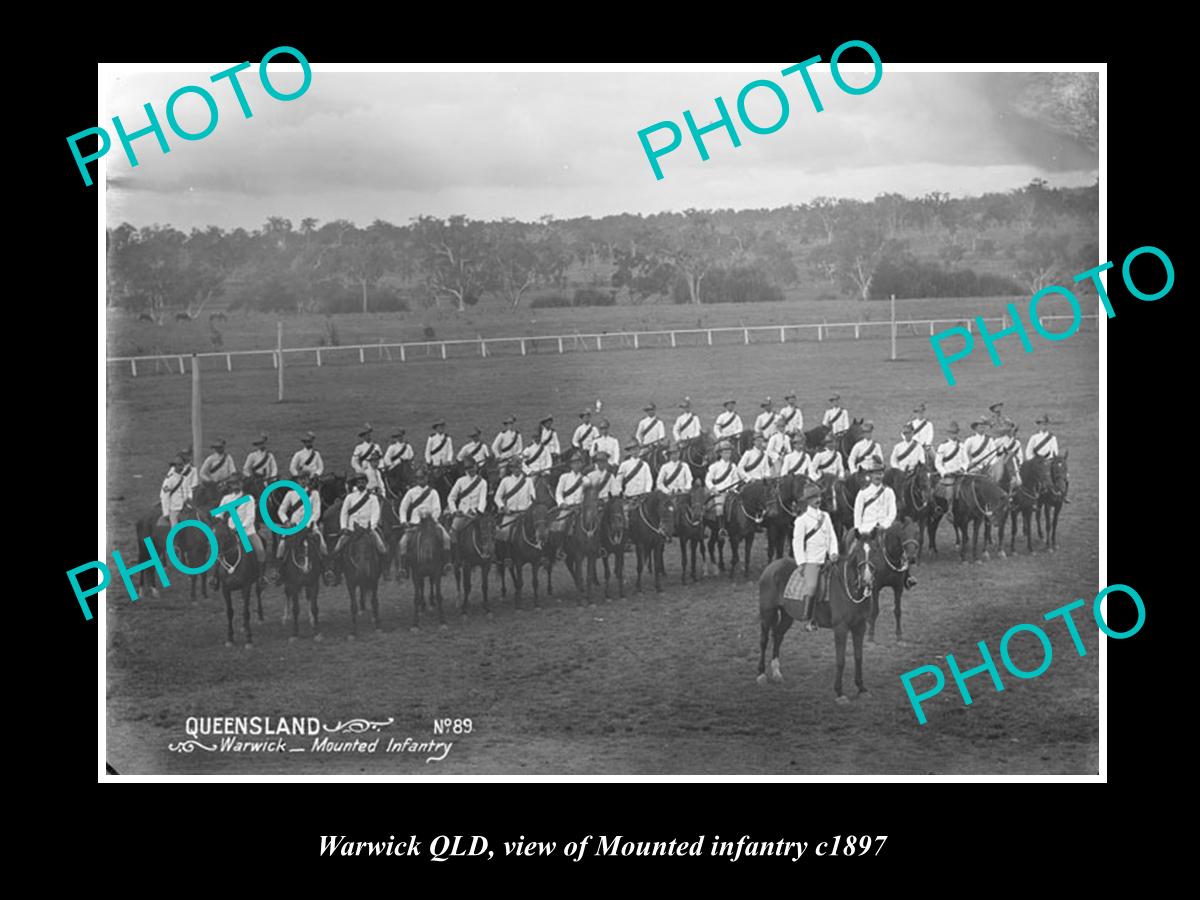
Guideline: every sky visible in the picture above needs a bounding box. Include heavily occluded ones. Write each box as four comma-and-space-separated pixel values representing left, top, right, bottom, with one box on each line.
102, 67, 1099, 230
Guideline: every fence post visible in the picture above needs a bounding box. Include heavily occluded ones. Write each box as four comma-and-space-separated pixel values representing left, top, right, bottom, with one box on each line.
633, 333, 639, 350
441, 342, 447, 360
1001, 312, 1008, 330
707, 330, 713, 346
930, 321, 935, 336
480, 340, 487, 358
889, 293, 896, 361
670, 331, 676, 348
400, 344, 406, 362
520, 338, 527, 356
359, 347, 365, 364
817, 324, 823, 342
316, 348, 322, 367
743, 328, 749, 345
130, 359, 137, 377
780, 326, 786, 343
966, 320, 974, 335
558, 337, 564, 353
179, 356, 186, 374
597, 335, 603, 351
855, 322, 860, 340
276, 321, 284, 403
226, 353, 232, 371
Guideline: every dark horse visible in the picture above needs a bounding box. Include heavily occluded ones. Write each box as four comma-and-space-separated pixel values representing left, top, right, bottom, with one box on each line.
1039, 453, 1069, 551
803, 418, 866, 461
756, 553, 872, 702
562, 486, 604, 605
626, 491, 675, 593
679, 435, 712, 482
453, 512, 496, 617
279, 531, 323, 641
134, 505, 211, 600
341, 526, 381, 636
1005, 458, 1046, 555
674, 482, 709, 583
596, 496, 627, 599
213, 525, 263, 647
889, 464, 934, 559
952, 474, 1010, 563
708, 482, 766, 580
763, 475, 808, 564
866, 519, 921, 643
405, 517, 447, 629
497, 503, 551, 610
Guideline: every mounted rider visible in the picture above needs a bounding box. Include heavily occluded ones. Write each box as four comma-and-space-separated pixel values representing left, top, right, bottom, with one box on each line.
909, 402, 934, 449
988, 402, 1015, 434
823, 394, 850, 439
425, 418, 455, 469
845, 458, 897, 593
242, 433, 278, 480
491, 415, 524, 464
446, 456, 490, 554
332, 471, 387, 585
737, 432, 772, 483
777, 392, 804, 442
990, 421, 1024, 486
214, 473, 267, 585
1026, 413, 1060, 461
159, 453, 193, 527
591, 418, 621, 467
712, 398, 743, 443
273, 473, 326, 583
934, 421, 969, 506
890, 423, 924, 474
964, 419, 995, 474
397, 464, 452, 577
615, 442, 655, 511
672, 397, 703, 447
522, 415, 560, 476
786, 482, 839, 632
199, 438, 237, 487
635, 402, 667, 452
350, 424, 382, 475
363, 448, 386, 495
704, 439, 743, 538
779, 436, 813, 481
289, 431, 325, 478
493, 456, 537, 543
656, 443, 693, 494
571, 408, 599, 457
457, 426, 492, 468
766, 429, 792, 476
754, 397, 781, 438
551, 450, 589, 537
809, 432, 846, 491
847, 421, 883, 476
382, 427, 415, 472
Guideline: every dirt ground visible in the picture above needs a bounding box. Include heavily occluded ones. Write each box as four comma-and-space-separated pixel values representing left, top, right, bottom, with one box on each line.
104, 328, 1099, 774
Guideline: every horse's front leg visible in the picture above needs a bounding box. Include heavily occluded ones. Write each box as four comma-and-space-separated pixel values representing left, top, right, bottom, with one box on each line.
223, 587, 235, 647
243, 586, 254, 648
435, 577, 446, 628
867, 586, 881, 643
309, 580, 321, 640
892, 584, 904, 642
289, 589, 300, 640
634, 544, 645, 593
480, 563, 491, 616
743, 536, 753, 579
833, 625, 849, 701
852, 619, 867, 695
756, 609, 772, 684
679, 538, 688, 584
653, 544, 663, 593
371, 581, 380, 629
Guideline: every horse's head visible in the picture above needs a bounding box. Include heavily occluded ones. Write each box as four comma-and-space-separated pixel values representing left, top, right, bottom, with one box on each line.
890, 518, 921, 568
319, 473, 347, 507
605, 497, 627, 544
655, 491, 677, 537
475, 512, 496, 557
528, 503, 550, 545
1050, 454, 1069, 499
580, 486, 601, 530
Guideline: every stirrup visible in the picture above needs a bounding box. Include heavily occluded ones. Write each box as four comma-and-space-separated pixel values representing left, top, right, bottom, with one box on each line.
803, 620, 819, 632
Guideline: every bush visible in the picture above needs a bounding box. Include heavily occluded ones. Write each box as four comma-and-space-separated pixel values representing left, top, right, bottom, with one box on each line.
573, 288, 616, 307
671, 267, 784, 304
316, 282, 410, 314
870, 255, 1021, 300
530, 294, 573, 309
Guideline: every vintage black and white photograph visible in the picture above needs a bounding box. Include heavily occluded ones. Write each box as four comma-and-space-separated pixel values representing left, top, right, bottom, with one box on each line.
102, 62, 1101, 775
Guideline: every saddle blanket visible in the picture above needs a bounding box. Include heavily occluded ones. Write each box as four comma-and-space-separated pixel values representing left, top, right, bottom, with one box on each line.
783, 566, 807, 601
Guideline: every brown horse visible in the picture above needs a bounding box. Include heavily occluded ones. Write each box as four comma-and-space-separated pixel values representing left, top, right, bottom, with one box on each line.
763, 474, 807, 564
627, 491, 676, 593
341, 526, 381, 636
562, 486, 604, 605
674, 482, 709, 583
213, 525, 263, 648
405, 516, 447, 629
866, 519, 920, 643
596, 497, 627, 599
496, 503, 551, 610
1038, 453, 1069, 551
706, 484, 761, 580
453, 512, 496, 617
951, 474, 1010, 563
1005, 458, 1045, 555
132, 507, 171, 599
756, 553, 872, 702
890, 464, 934, 559
279, 532, 322, 641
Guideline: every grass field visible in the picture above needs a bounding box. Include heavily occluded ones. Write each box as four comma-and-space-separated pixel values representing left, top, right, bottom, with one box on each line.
105, 327, 1100, 775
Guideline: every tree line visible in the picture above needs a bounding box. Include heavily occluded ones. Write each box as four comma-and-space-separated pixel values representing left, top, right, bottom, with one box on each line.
107, 179, 1098, 319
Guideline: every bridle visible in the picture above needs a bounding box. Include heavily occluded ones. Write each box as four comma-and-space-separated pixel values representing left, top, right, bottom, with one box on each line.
518, 509, 545, 552
904, 469, 931, 513
636, 496, 670, 540
882, 534, 919, 572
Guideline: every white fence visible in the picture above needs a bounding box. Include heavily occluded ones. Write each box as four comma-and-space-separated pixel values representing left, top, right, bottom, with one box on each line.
108, 314, 1098, 377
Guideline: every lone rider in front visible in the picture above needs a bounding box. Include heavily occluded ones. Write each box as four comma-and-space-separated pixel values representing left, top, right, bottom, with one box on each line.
845, 458, 896, 595
792, 482, 838, 632
397, 465, 452, 577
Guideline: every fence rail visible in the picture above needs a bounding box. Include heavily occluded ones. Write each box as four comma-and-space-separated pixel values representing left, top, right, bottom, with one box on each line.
108, 314, 1098, 377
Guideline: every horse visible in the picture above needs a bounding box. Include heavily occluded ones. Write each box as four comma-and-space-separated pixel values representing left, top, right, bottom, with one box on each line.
1038, 453, 1069, 551
340, 526, 381, 635
596, 497, 627, 599
679, 435, 712, 482
496, 503, 551, 610
405, 516, 447, 629
756, 553, 872, 702
562, 486, 604, 605
803, 424, 830, 452
279, 531, 322, 640
318, 473, 347, 511
213, 524, 263, 647
453, 512, 496, 617
132, 507, 171, 599
706, 483, 762, 580
890, 464, 934, 559
1004, 458, 1046, 555
626, 491, 676, 593
866, 519, 921, 643
383, 460, 413, 502
763, 474, 807, 564
674, 482, 709, 583
244, 474, 285, 553
951, 474, 1010, 563
427, 464, 458, 505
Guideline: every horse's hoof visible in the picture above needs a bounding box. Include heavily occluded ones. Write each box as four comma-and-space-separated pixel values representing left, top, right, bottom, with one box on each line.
288, 636, 297, 644
347, 634, 356, 641
439, 623, 448, 631
244, 643, 253, 650
867, 636, 877, 644
224, 640, 233, 648
485, 612, 494, 621
997, 551, 1007, 559
755, 673, 768, 686
835, 695, 850, 705
857, 688, 870, 698
409, 627, 419, 633
313, 633, 324, 642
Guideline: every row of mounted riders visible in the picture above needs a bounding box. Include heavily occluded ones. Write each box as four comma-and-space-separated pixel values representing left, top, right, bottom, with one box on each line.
139, 424, 1068, 647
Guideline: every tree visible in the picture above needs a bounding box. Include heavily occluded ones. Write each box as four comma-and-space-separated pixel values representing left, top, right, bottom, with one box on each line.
1010, 230, 1070, 294
641, 210, 733, 305
810, 223, 894, 302
411, 215, 491, 312
335, 222, 395, 314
